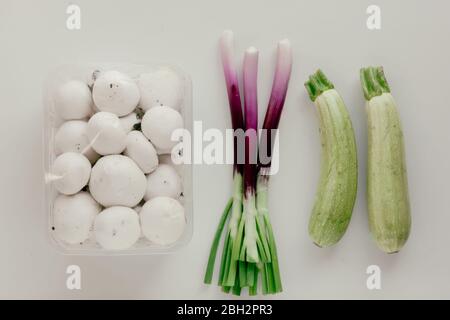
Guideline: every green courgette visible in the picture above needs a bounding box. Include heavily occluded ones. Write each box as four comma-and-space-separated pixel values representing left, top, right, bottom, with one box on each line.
305, 70, 358, 247
360, 66, 411, 253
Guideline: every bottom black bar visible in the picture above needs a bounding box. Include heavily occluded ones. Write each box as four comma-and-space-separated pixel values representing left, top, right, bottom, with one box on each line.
0, 300, 442, 318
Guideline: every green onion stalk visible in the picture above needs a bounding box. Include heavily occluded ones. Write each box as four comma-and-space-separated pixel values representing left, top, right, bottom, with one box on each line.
257, 39, 292, 293
204, 31, 292, 296
203, 31, 245, 291
225, 47, 269, 293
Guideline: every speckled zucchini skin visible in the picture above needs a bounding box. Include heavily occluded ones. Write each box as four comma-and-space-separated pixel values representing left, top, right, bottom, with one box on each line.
305, 70, 358, 247
362, 67, 411, 253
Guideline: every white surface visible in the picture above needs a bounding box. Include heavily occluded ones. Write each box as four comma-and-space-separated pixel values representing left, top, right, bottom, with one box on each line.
0, 0, 449, 299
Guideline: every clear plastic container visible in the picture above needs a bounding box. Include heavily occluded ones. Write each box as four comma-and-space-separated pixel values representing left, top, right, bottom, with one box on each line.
43, 63, 193, 255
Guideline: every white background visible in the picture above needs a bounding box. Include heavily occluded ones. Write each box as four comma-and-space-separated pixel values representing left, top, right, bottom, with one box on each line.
0, 0, 449, 299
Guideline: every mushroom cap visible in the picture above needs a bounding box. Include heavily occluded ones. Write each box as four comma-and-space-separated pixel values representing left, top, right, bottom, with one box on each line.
89, 155, 146, 207
92, 70, 140, 117
141, 106, 183, 150
51, 152, 91, 195
144, 164, 182, 201
94, 206, 140, 250
140, 197, 186, 245
54, 80, 93, 120
53, 192, 101, 244
138, 68, 183, 111
124, 130, 158, 174
87, 111, 127, 155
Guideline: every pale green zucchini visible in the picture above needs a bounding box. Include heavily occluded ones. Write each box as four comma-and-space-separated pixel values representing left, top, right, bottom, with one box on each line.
361, 66, 411, 253
305, 70, 358, 247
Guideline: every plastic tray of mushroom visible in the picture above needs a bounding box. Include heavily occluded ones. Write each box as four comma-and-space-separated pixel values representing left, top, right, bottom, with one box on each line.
43, 64, 193, 254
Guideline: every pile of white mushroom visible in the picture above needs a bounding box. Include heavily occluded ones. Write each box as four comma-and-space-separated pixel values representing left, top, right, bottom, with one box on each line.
50, 68, 186, 250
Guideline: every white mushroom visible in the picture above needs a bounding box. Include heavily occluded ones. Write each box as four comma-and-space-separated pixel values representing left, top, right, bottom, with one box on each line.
87, 111, 127, 155
54, 120, 100, 163
89, 155, 146, 207
51, 152, 91, 195
144, 164, 182, 201
92, 70, 140, 117
124, 131, 158, 174
53, 192, 101, 244
138, 67, 184, 111
119, 111, 141, 134
140, 197, 186, 245
94, 206, 140, 250
141, 106, 183, 151
54, 80, 93, 120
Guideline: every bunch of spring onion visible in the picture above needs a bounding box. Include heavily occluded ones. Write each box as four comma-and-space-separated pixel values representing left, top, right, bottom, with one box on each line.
204, 30, 292, 296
